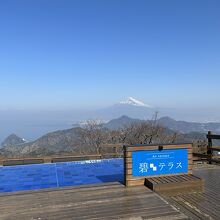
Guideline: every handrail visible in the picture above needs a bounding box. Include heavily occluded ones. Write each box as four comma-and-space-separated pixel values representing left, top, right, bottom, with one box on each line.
0, 154, 102, 166
206, 131, 220, 164
1, 140, 219, 166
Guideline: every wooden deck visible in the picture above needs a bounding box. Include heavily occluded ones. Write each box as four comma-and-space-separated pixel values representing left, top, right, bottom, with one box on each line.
0, 165, 219, 220
163, 164, 220, 220
0, 183, 187, 220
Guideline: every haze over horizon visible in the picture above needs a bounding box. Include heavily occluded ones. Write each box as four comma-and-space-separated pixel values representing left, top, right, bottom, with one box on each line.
0, 96, 220, 144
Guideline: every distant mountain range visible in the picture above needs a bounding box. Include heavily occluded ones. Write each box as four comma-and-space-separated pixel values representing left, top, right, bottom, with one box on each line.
70, 97, 220, 125
104, 115, 220, 143
85, 97, 220, 122
0, 97, 219, 144
102, 115, 220, 134
157, 116, 220, 134
1, 114, 220, 158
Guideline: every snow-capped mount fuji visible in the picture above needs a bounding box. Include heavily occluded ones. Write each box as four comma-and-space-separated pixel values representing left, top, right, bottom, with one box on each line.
119, 97, 152, 108
85, 97, 155, 120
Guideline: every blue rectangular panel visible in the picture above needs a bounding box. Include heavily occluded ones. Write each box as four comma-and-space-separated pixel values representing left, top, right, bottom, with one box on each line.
0, 159, 124, 193
132, 149, 188, 177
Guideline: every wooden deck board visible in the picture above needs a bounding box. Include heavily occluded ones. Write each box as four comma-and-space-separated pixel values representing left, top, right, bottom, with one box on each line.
162, 165, 220, 220
0, 183, 186, 220
0, 165, 219, 219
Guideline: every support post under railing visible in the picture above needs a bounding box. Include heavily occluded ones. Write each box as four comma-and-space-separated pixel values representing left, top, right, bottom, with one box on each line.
207, 131, 213, 164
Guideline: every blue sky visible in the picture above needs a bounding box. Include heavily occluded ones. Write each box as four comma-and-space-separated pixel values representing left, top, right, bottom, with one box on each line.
0, 0, 220, 110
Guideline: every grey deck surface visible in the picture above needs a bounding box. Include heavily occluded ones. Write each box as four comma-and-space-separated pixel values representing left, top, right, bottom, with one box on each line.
0, 165, 219, 220
163, 165, 220, 220
0, 182, 187, 220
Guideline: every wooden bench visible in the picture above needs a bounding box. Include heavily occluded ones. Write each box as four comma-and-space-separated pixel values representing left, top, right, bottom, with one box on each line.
145, 174, 204, 195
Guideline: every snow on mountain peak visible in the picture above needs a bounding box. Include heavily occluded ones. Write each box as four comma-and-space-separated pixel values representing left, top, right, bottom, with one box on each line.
120, 97, 151, 107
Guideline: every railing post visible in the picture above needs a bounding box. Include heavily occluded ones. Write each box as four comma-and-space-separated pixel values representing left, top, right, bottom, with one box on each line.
99, 146, 103, 159
114, 146, 118, 158
207, 131, 213, 164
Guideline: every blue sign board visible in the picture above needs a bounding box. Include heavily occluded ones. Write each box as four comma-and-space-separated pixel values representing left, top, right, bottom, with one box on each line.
132, 149, 188, 177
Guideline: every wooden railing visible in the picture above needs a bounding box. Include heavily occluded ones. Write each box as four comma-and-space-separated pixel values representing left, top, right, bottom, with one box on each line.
1, 137, 219, 166
100, 144, 123, 158
207, 131, 220, 164
0, 145, 123, 166
0, 154, 103, 166
193, 131, 220, 164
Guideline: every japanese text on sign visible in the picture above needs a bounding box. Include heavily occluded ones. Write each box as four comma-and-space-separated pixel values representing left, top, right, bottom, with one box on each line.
132, 149, 188, 177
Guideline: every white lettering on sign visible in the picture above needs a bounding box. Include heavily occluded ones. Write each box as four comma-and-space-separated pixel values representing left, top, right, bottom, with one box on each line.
152, 154, 170, 158
168, 162, 174, 170
133, 149, 188, 176
138, 162, 186, 174
139, 163, 148, 173
159, 163, 166, 171
176, 162, 183, 169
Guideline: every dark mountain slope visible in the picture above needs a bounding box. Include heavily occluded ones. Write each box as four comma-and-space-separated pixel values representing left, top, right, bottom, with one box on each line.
1, 134, 26, 148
